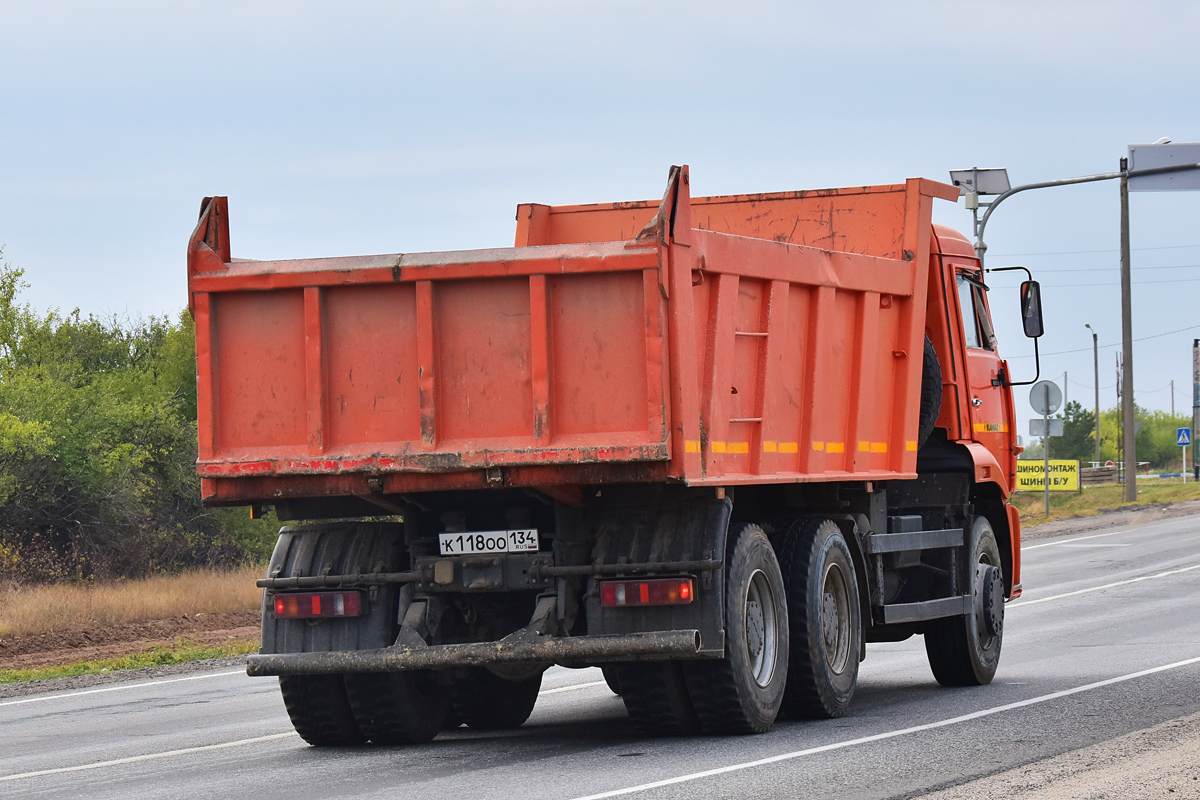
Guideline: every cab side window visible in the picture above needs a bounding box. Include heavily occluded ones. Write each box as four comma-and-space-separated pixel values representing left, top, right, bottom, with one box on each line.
956, 273, 996, 351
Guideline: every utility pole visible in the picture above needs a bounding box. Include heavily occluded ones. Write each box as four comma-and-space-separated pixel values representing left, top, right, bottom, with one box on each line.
1120, 158, 1137, 502
1086, 324, 1100, 465
1194, 339, 1199, 480
1172, 380, 1175, 416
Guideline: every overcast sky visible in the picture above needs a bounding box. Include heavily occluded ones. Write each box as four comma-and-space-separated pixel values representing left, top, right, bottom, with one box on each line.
3, 1, 1200, 436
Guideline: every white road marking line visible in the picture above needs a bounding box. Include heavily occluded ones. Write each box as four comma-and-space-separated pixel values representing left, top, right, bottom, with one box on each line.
0, 732, 297, 782
1008, 563, 1200, 608
540, 680, 608, 696
1023, 516, 1200, 551
0, 670, 247, 709
0, 680, 609, 782
1024, 530, 1134, 550
568, 655, 1200, 800
1058, 543, 1131, 548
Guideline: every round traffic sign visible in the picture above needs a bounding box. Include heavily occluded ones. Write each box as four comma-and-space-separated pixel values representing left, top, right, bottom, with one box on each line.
1029, 380, 1062, 416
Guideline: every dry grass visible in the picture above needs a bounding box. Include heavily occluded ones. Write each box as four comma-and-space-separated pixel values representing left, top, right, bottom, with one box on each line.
0, 565, 263, 638
1011, 477, 1200, 527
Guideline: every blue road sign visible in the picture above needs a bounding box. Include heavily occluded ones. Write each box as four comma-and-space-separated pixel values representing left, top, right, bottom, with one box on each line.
1178, 428, 1192, 446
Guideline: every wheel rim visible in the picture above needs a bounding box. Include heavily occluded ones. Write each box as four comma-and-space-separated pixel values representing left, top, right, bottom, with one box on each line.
973, 556, 999, 652
821, 561, 852, 674
744, 568, 779, 687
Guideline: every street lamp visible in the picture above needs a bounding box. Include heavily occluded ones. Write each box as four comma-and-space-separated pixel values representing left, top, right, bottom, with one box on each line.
1085, 323, 1100, 466
948, 168, 1012, 261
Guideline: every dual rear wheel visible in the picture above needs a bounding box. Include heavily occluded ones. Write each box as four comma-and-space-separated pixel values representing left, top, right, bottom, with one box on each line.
618, 518, 864, 735
281, 668, 542, 746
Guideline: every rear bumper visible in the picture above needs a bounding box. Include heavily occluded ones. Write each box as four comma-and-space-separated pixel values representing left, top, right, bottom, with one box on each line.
245, 629, 702, 676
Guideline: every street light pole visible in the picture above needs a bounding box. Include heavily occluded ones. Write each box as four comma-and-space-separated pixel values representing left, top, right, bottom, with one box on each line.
1119, 158, 1137, 502
1086, 323, 1100, 465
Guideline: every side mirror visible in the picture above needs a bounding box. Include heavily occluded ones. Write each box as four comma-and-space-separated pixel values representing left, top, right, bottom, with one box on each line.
1020, 280, 1044, 338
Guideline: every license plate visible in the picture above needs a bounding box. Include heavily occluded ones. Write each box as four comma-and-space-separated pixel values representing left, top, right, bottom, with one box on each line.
438, 529, 539, 556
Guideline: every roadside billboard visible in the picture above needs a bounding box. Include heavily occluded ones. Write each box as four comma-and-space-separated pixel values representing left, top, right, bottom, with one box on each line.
1016, 460, 1080, 492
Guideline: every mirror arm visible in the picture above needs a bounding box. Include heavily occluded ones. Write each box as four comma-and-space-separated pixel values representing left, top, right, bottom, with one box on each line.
1007, 337, 1041, 387
986, 265, 1041, 386
985, 265, 1033, 282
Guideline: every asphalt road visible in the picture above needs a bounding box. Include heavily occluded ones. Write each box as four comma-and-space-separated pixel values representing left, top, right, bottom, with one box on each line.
3, 514, 1200, 800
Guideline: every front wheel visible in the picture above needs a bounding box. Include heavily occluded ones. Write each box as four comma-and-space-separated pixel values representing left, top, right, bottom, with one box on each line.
684, 523, 788, 734
925, 514, 1004, 686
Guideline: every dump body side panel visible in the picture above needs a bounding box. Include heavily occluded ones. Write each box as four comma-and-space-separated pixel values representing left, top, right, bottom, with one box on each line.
190, 171, 959, 505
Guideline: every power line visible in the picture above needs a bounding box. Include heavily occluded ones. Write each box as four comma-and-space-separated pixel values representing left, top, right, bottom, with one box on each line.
990, 243, 1200, 257
992, 276, 1200, 289
1008, 263, 1200, 274
1008, 323, 1200, 359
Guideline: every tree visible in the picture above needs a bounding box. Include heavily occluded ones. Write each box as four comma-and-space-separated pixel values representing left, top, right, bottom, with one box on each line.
0, 255, 277, 582
1054, 401, 1096, 463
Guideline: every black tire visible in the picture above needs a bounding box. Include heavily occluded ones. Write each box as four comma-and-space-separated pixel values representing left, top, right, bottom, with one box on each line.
343, 671, 450, 744
778, 518, 862, 718
684, 523, 789, 734
451, 668, 542, 730
918, 334, 943, 449
602, 665, 622, 696
616, 661, 700, 736
279, 675, 367, 746
925, 515, 1004, 686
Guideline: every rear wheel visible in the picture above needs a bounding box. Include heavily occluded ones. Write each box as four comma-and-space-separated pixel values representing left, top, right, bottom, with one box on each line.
601, 665, 622, 696
684, 523, 788, 734
279, 674, 366, 746
344, 671, 450, 744
451, 668, 542, 730
778, 518, 861, 718
617, 661, 700, 736
925, 515, 1004, 686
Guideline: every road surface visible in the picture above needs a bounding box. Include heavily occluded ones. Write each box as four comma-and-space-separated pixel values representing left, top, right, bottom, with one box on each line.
3, 514, 1199, 799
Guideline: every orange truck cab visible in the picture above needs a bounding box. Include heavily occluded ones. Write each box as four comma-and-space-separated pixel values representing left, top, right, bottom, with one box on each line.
188, 166, 1041, 743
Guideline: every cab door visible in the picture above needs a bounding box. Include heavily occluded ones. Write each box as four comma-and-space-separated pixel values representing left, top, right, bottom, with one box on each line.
952, 264, 1016, 481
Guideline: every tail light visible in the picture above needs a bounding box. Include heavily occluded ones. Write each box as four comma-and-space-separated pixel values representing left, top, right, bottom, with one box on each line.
273, 591, 362, 619
599, 577, 694, 607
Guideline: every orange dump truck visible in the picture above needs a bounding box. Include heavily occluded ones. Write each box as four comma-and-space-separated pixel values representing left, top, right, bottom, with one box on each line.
187, 166, 1042, 744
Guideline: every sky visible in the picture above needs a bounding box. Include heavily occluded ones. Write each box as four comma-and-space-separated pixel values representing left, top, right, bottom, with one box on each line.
3, 1, 1200, 441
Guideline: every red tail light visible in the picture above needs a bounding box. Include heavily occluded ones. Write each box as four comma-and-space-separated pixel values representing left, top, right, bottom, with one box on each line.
273, 591, 362, 619
599, 578, 695, 607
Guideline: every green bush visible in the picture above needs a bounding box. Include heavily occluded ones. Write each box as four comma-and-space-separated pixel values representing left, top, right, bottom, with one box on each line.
0, 252, 277, 582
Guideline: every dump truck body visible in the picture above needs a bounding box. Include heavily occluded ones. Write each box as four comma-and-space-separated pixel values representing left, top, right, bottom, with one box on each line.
188, 166, 1035, 742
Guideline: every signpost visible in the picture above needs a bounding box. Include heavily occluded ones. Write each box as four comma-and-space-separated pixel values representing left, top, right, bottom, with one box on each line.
1177, 427, 1191, 484
1030, 380, 1063, 516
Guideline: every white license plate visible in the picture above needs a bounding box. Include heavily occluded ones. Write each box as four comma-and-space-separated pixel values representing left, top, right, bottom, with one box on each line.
438, 529, 539, 556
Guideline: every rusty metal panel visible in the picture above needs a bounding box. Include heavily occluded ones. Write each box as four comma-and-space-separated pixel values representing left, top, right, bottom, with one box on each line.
324, 283, 420, 448
548, 271, 650, 436
212, 290, 307, 453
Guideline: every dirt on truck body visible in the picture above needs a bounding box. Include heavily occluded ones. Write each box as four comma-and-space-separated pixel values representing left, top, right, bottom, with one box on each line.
187, 165, 1043, 743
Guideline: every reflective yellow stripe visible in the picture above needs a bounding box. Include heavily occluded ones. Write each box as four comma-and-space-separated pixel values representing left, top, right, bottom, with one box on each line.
827, 442, 845, 454
811, 441, 825, 451
779, 442, 799, 453
711, 441, 727, 453
729, 442, 749, 454
870, 442, 887, 453
762, 441, 778, 452
906, 440, 918, 451
685, 440, 701, 453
